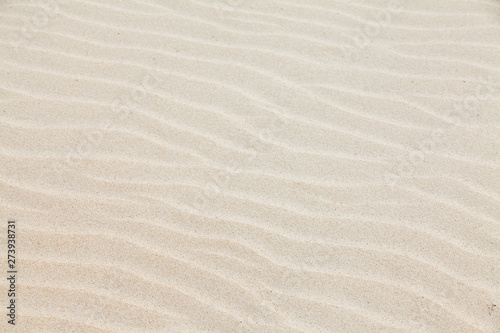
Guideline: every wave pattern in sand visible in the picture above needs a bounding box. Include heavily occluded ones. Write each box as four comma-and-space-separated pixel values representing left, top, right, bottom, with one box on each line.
0, 0, 499, 332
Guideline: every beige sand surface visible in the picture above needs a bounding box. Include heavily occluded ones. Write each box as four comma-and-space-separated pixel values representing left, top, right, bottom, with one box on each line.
0, 0, 499, 332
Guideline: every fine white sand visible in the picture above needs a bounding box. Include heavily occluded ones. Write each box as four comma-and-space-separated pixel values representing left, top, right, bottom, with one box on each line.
1, 0, 499, 332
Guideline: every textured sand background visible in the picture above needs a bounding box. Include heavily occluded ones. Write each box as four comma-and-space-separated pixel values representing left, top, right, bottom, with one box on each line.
0, 0, 499, 332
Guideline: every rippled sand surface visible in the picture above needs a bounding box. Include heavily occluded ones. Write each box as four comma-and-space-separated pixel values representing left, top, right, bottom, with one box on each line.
0, 0, 499, 332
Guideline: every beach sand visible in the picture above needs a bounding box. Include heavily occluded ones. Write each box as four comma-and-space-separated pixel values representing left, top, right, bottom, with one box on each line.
0, 0, 499, 332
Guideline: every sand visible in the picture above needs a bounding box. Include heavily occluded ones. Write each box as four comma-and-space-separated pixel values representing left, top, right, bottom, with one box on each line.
0, 0, 499, 332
